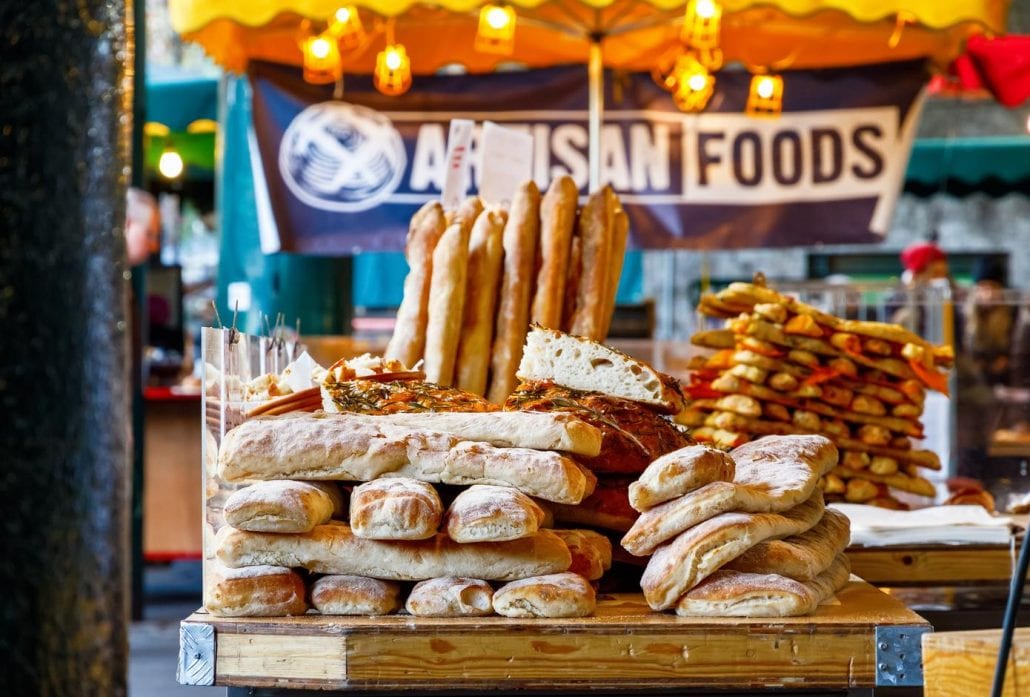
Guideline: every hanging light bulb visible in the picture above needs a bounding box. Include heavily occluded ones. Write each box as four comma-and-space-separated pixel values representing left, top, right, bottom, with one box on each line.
301, 31, 343, 85
328, 6, 366, 50
681, 0, 721, 51
475, 4, 517, 55
746, 73, 784, 117
375, 43, 412, 95
158, 146, 184, 179
670, 54, 714, 112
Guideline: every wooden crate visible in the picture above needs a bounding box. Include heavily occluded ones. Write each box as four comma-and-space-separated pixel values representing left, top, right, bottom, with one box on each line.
847, 544, 1016, 585
179, 581, 929, 691
923, 628, 1030, 697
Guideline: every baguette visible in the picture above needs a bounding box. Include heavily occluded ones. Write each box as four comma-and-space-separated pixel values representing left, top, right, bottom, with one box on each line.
385, 201, 447, 368
569, 187, 615, 340
487, 181, 541, 403
446, 196, 484, 230
561, 233, 583, 332
424, 220, 474, 386
455, 207, 508, 395
599, 201, 629, 338
217, 523, 572, 581
531, 176, 578, 329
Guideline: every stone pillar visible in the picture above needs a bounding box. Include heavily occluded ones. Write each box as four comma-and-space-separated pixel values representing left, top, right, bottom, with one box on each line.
0, 1, 131, 695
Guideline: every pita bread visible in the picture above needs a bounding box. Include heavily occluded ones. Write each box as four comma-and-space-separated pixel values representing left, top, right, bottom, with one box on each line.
723, 508, 851, 580
640, 492, 826, 610
675, 552, 851, 617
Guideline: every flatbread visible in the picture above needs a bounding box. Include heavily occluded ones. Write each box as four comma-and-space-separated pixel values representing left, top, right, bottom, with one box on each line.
723, 508, 851, 580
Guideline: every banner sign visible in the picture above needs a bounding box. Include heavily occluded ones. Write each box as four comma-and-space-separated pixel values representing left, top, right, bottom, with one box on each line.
249, 60, 928, 253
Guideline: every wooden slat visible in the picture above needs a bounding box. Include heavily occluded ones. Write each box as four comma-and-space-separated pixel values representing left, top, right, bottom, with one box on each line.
184, 583, 928, 691
923, 628, 1030, 697
847, 545, 1015, 585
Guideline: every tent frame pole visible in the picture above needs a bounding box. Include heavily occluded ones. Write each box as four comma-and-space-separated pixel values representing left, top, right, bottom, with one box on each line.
588, 35, 603, 191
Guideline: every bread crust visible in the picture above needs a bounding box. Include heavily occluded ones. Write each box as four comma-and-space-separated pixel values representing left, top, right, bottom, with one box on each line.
350, 477, 443, 540
217, 524, 572, 581
205, 563, 308, 617
493, 572, 596, 618
385, 201, 447, 368
455, 207, 507, 396
311, 575, 402, 615
225, 480, 338, 533
487, 181, 541, 403
445, 484, 546, 543
406, 577, 494, 617
531, 175, 578, 329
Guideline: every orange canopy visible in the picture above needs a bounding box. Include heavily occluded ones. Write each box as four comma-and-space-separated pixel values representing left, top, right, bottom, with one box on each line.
172, 0, 1008, 74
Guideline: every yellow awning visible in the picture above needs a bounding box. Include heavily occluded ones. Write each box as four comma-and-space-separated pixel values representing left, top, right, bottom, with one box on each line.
171, 0, 1008, 74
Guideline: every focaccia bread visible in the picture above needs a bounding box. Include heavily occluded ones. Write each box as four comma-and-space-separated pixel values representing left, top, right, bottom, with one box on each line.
205, 563, 308, 617
552, 529, 612, 581
350, 478, 442, 540
517, 326, 685, 414
675, 552, 851, 617
224, 480, 340, 533
640, 492, 825, 610
405, 577, 494, 617
310, 575, 402, 616
219, 413, 593, 504
218, 523, 572, 581
629, 445, 736, 512
723, 508, 851, 580
493, 572, 596, 618
445, 485, 546, 543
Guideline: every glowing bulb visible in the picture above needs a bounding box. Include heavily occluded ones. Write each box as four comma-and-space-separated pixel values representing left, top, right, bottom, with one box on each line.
309, 37, 332, 60
335, 7, 352, 23
158, 148, 184, 179
384, 48, 402, 71
374, 43, 412, 95
695, 0, 717, 19
746, 74, 783, 117
486, 6, 511, 29
687, 73, 707, 91
756, 77, 775, 99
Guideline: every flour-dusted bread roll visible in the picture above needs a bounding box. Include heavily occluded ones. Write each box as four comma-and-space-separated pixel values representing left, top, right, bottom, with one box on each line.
517, 326, 685, 414
310, 575, 402, 616
224, 480, 340, 533
445, 485, 546, 543
455, 207, 507, 396
487, 181, 541, 403
218, 524, 572, 581
531, 175, 578, 329
493, 572, 596, 618
552, 529, 612, 581
629, 445, 736, 512
205, 563, 308, 617
406, 577, 494, 617
350, 477, 443, 540
385, 201, 447, 368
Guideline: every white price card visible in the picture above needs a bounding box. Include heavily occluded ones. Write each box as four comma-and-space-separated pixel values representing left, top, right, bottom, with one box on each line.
441, 119, 475, 211
478, 121, 534, 207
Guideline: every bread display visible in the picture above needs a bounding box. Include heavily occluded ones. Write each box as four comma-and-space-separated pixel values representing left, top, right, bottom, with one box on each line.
310, 575, 403, 616
686, 279, 952, 506
406, 577, 495, 617
350, 478, 443, 540
493, 572, 597, 618
224, 480, 340, 533
445, 485, 546, 543
205, 563, 308, 617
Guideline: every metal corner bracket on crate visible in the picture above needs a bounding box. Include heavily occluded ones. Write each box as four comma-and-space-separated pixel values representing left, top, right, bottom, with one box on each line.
874, 625, 930, 687
178, 621, 216, 686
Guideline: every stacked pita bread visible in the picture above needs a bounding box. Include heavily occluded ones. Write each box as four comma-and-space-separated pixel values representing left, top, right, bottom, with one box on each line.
623, 435, 852, 616
383, 179, 629, 404
684, 281, 953, 509
209, 404, 613, 618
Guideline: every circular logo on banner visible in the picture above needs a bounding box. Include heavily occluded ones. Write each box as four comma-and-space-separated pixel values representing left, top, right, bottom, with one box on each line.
278, 102, 407, 212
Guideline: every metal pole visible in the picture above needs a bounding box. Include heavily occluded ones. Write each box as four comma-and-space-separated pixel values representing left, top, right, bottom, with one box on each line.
991, 531, 1030, 697
0, 0, 131, 694
587, 36, 603, 192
